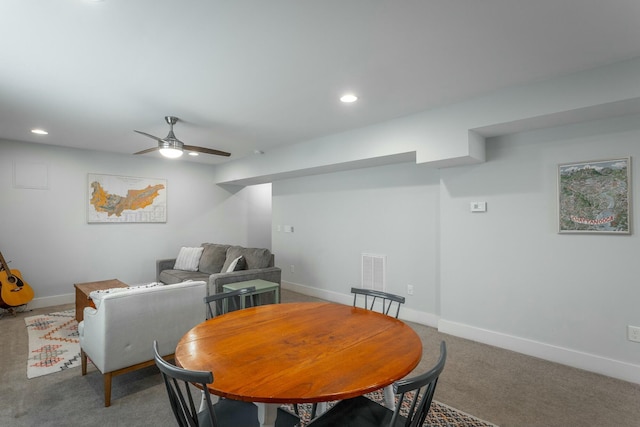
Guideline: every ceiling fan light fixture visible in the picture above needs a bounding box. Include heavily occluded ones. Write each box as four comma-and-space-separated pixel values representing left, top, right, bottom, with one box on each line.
134, 116, 231, 158
158, 139, 184, 158
159, 147, 183, 158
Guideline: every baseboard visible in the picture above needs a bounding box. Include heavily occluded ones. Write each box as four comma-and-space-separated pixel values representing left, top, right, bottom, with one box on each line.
439, 319, 640, 385
283, 281, 640, 385
25, 293, 74, 310
281, 281, 439, 328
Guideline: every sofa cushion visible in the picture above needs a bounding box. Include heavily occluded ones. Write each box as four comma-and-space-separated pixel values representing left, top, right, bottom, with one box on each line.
159, 269, 211, 285
173, 247, 204, 271
198, 243, 230, 274
222, 246, 272, 272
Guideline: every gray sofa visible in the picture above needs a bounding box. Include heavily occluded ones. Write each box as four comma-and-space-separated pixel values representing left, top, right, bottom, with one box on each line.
156, 243, 281, 300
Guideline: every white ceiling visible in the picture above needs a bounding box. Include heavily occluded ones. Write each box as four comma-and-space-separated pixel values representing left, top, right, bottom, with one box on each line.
2, 0, 640, 165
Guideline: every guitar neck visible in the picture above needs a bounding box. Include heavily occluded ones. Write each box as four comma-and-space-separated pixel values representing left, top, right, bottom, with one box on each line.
0, 252, 13, 277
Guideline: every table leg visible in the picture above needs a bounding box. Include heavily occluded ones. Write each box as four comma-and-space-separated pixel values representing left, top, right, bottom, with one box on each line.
256, 402, 278, 427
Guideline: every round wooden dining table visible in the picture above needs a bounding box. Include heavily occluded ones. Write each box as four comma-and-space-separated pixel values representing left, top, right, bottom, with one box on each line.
174, 301, 423, 427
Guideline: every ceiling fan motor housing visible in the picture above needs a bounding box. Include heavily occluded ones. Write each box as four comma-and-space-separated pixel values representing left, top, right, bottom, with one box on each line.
159, 139, 183, 150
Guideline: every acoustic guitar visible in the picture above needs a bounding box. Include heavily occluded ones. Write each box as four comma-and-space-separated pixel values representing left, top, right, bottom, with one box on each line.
0, 251, 34, 308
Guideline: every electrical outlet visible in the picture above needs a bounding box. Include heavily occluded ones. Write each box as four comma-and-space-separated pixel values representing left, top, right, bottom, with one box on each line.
628, 325, 640, 342
290, 265, 295, 273
407, 285, 414, 295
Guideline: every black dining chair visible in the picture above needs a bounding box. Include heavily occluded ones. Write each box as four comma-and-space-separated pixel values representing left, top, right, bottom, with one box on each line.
299, 288, 408, 420
353, 287, 407, 410
351, 287, 406, 318
153, 341, 300, 427
203, 286, 256, 319
307, 341, 447, 427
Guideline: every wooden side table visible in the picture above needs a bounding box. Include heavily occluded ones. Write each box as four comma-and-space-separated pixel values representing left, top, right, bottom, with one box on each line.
223, 279, 280, 308
74, 279, 128, 322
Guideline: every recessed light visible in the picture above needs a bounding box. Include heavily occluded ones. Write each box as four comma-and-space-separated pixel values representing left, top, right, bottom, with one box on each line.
31, 129, 48, 135
340, 93, 358, 103
188, 152, 199, 156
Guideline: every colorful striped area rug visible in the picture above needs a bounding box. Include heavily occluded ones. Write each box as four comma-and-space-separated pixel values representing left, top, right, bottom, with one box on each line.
24, 309, 81, 379
284, 391, 498, 427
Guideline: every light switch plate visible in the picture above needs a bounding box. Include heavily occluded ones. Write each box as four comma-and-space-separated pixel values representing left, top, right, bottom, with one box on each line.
470, 201, 487, 212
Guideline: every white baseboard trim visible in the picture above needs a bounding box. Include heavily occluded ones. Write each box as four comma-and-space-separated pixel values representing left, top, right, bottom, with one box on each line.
26, 293, 74, 310
439, 319, 640, 385
283, 281, 640, 385
282, 281, 351, 304
281, 281, 440, 328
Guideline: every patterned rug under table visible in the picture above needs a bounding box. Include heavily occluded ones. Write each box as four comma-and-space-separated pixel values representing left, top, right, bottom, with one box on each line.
284, 390, 498, 427
24, 309, 81, 379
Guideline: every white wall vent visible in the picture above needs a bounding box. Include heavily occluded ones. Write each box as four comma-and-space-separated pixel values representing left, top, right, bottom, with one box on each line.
361, 253, 386, 291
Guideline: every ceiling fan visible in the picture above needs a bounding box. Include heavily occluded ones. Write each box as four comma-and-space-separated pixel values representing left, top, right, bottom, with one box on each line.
134, 116, 231, 159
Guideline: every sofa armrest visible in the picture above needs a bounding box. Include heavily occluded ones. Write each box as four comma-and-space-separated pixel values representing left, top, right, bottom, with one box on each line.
208, 266, 282, 295
156, 258, 176, 282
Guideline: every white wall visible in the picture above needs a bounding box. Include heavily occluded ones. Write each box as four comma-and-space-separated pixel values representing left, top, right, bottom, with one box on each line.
244, 183, 273, 249
272, 114, 640, 384
273, 162, 441, 326
0, 140, 271, 308
439, 114, 640, 383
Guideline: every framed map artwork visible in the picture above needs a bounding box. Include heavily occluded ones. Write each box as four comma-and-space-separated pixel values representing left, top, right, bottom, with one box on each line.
87, 174, 167, 223
558, 157, 631, 234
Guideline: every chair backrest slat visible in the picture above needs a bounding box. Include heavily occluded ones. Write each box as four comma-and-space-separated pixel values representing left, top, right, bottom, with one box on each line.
153, 340, 218, 427
204, 286, 256, 319
351, 287, 405, 318
391, 341, 447, 427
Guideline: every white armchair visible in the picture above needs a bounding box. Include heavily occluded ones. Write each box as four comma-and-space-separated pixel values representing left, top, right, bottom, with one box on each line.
78, 280, 207, 406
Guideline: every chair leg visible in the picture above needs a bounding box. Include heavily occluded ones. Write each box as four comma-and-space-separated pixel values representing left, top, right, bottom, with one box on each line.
81, 350, 87, 375
383, 384, 395, 409
314, 402, 326, 417
199, 390, 206, 412
104, 373, 112, 407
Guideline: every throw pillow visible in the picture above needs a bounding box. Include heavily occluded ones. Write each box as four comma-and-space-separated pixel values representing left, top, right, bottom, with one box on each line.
225, 255, 247, 273
173, 246, 204, 271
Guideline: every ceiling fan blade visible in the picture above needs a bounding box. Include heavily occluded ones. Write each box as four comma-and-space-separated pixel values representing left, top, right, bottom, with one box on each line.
134, 147, 160, 155
134, 130, 163, 142
183, 145, 231, 157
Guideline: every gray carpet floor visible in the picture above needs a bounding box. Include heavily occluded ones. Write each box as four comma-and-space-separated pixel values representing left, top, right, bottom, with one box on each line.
2, 289, 640, 426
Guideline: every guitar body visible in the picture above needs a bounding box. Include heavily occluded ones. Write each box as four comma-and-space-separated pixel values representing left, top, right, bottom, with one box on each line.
0, 269, 35, 307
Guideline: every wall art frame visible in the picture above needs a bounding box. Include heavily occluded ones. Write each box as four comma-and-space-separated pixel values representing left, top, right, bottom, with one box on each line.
557, 157, 631, 234
87, 173, 167, 223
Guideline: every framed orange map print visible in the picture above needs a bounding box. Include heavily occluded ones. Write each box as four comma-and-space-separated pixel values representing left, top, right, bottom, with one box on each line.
558, 157, 631, 234
87, 174, 167, 223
